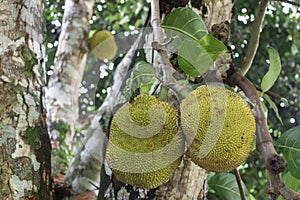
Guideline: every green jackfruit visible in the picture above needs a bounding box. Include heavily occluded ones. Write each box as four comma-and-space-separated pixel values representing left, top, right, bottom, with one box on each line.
106, 94, 184, 188
90, 30, 117, 60
180, 85, 256, 172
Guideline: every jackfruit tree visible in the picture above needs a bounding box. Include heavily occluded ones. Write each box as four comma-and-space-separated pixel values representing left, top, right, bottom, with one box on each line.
1, 0, 299, 199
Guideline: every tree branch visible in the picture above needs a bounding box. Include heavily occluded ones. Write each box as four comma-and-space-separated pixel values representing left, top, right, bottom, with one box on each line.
240, 0, 269, 75
46, 0, 95, 148
64, 33, 142, 195
229, 72, 299, 200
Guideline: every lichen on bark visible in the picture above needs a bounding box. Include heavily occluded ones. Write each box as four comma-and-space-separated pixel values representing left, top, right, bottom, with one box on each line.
0, 0, 51, 198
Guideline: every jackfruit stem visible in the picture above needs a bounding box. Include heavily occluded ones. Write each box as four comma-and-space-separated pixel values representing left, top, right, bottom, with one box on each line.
158, 85, 169, 101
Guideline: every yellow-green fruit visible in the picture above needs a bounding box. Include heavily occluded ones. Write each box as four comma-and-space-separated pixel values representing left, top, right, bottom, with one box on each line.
106, 94, 184, 188
90, 30, 117, 60
180, 85, 256, 172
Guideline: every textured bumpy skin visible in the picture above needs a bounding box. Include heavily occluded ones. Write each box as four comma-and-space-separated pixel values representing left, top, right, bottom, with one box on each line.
180, 85, 256, 172
106, 95, 184, 188
90, 30, 117, 60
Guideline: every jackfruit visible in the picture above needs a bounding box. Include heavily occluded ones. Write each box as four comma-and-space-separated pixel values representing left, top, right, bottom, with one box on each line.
90, 30, 117, 60
106, 94, 184, 188
180, 85, 256, 172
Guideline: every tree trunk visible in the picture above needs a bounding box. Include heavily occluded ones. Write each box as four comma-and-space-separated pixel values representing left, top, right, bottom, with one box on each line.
45, 0, 95, 191
154, 157, 207, 200
46, 0, 95, 140
0, 0, 51, 199
203, 0, 233, 29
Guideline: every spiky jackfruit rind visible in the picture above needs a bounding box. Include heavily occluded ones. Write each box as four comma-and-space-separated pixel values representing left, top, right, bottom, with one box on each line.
90, 30, 117, 60
180, 85, 256, 172
107, 94, 184, 189
110, 159, 181, 189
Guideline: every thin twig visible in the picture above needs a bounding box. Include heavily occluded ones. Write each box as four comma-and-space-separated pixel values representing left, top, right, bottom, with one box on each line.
271, 0, 300, 7
233, 168, 246, 200
240, 0, 269, 75
229, 72, 299, 200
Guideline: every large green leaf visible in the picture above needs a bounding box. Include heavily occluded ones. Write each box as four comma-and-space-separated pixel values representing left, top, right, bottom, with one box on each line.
263, 93, 283, 124
276, 126, 300, 178
261, 47, 282, 92
162, 7, 207, 40
162, 8, 227, 77
177, 38, 213, 77
198, 34, 227, 60
208, 173, 251, 200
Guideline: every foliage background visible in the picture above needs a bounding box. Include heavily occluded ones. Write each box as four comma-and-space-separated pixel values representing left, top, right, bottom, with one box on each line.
44, 0, 300, 199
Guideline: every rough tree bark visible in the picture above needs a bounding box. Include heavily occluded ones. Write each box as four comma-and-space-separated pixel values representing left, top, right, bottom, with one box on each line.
203, 0, 233, 29
0, 0, 51, 199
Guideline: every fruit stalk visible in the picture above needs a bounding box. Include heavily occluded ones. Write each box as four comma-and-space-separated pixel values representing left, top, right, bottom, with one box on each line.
157, 85, 169, 101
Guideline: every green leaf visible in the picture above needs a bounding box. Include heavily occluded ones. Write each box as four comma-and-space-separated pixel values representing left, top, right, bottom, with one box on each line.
276, 126, 300, 178
123, 61, 156, 99
263, 93, 283, 124
178, 38, 213, 77
162, 8, 226, 76
139, 83, 153, 94
162, 7, 207, 40
208, 173, 251, 200
198, 34, 227, 60
261, 47, 282, 92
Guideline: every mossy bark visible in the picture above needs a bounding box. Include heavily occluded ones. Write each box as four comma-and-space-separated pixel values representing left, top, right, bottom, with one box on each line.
0, 0, 51, 199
